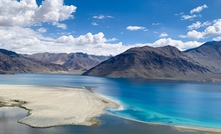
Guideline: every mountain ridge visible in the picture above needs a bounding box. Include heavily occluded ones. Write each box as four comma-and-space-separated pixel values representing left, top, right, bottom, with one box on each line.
0, 49, 68, 74
25, 52, 111, 71
184, 41, 221, 73
83, 45, 210, 79
2, 41, 221, 80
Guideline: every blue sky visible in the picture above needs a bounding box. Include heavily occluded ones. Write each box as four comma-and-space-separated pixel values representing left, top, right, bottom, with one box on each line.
0, 0, 221, 55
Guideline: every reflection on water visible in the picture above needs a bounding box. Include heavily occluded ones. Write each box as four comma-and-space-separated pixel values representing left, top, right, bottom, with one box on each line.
0, 107, 198, 134
0, 107, 67, 134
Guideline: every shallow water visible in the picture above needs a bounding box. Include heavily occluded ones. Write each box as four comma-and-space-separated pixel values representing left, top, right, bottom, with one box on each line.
0, 74, 221, 130
0, 107, 199, 134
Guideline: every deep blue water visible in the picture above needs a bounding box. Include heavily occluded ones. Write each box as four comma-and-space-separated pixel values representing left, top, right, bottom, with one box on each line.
0, 74, 221, 129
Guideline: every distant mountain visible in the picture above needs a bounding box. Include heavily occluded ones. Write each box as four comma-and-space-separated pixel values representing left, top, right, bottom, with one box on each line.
0, 49, 68, 74
185, 41, 221, 73
25, 52, 111, 71
83, 45, 210, 78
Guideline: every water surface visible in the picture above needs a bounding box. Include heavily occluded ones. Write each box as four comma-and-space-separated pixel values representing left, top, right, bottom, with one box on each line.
0, 74, 221, 130
0, 107, 199, 134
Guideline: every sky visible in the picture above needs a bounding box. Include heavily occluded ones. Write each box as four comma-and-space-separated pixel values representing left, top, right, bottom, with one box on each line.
0, 0, 221, 55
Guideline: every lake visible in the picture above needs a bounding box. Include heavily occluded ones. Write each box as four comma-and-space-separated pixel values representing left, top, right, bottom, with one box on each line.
0, 74, 221, 132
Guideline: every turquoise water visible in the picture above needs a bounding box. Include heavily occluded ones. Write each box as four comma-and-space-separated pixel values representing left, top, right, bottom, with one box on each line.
0, 74, 221, 129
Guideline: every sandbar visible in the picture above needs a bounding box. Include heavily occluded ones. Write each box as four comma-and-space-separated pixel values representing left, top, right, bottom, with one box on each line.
0, 85, 120, 128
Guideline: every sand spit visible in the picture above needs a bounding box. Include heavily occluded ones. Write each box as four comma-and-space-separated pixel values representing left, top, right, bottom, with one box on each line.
0, 85, 120, 128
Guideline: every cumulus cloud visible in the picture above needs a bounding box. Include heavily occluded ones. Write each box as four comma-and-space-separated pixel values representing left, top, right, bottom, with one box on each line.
152, 38, 202, 51
0, 0, 76, 27
213, 36, 221, 41
159, 32, 168, 38
185, 19, 221, 40
126, 26, 147, 31
190, 4, 208, 14
93, 15, 114, 19
187, 21, 211, 30
186, 30, 204, 40
0, 27, 137, 55
0, 26, 204, 55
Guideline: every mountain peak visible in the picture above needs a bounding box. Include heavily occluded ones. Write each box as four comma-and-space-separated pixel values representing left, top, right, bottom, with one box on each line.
83, 45, 209, 78
0, 49, 19, 57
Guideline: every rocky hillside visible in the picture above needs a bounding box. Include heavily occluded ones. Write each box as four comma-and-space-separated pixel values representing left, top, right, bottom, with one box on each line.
26, 52, 111, 71
184, 41, 221, 73
83, 45, 210, 78
0, 49, 68, 74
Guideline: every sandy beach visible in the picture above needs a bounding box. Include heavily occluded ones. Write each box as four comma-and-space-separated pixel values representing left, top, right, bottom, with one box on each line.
0, 85, 120, 128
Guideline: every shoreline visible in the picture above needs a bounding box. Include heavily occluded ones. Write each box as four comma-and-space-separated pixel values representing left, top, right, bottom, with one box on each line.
0, 84, 121, 128
89, 89, 221, 134
3, 73, 221, 83
0, 84, 220, 134
97, 92, 221, 134
105, 110, 221, 134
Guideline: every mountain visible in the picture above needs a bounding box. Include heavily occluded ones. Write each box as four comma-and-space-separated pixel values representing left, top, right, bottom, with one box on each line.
0, 49, 68, 74
83, 45, 210, 79
25, 52, 111, 71
184, 41, 221, 73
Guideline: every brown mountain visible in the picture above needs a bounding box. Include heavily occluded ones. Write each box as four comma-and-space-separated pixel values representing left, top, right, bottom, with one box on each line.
184, 41, 221, 73
25, 52, 111, 71
83, 45, 210, 79
0, 49, 68, 74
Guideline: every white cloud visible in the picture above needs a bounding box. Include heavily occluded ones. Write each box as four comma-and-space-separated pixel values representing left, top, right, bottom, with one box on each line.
190, 4, 208, 14
107, 38, 118, 42
213, 36, 221, 41
0, 0, 76, 27
188, 21, 211, 30
0, 26, 205, 55
188, 21, 201, 30
91, 22, 98, 26
37, 28, 47, 33
128, 38, 202, 51
203, 21, 212, 26
181, 15, 198, 20
0, 27, 137, 55
185, 19, 221, 40
52, 22, 67, 29
93, 15, 114, 20
180, 4, 208, 21
159, 32, 168, 38
152, 38, 202, 51
126, 26, 147, 31
203, 19, 221, 37
186, 30, 204, 40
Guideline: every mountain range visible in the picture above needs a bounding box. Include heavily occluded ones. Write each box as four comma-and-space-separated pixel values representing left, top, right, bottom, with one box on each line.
24, 52, 111, 72
83, 41, 221, 80
1, 41, 221, 81
0, 50, 111, 74
0, 49, 68, 74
